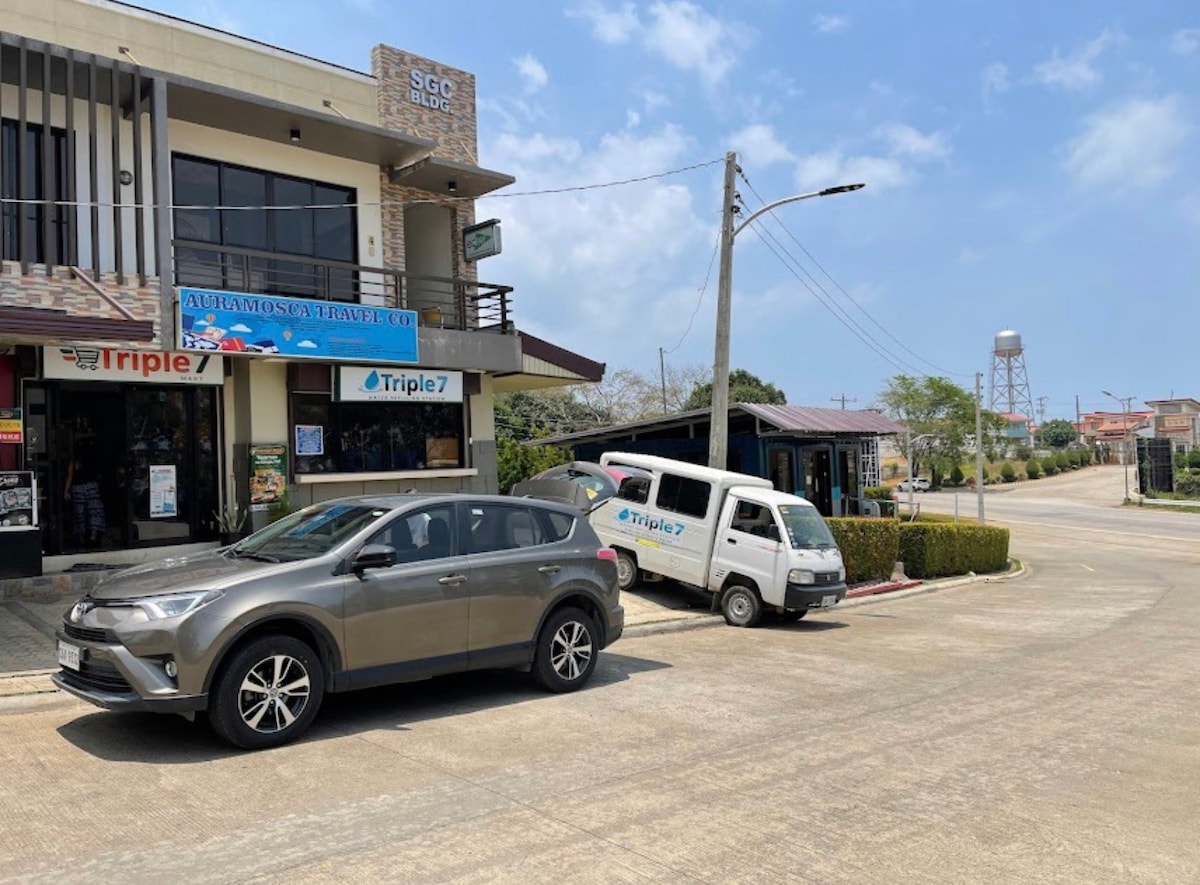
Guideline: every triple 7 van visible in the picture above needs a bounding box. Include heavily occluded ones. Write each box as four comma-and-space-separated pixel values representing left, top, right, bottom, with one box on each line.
537, 453, 847, 627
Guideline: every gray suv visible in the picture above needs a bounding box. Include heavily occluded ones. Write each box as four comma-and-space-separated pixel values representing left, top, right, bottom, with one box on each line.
54, 494, 624, 749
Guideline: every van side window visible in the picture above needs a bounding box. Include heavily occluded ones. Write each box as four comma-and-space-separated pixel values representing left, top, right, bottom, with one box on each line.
617, 476, 650, 504
730, 501, 780, 539
656, 473, 711, 519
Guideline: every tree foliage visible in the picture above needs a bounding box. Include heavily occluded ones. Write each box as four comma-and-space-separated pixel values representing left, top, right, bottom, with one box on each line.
877, 375, 1005, 486
1040, 418, 1077, 449
683, 368, 787, 411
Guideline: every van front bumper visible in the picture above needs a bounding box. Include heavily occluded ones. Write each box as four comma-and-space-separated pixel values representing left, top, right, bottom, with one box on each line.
784, 583, 847, 610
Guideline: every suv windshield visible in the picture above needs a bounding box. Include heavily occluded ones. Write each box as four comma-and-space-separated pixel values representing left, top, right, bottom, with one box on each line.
230, 503, 393, 562
777, 505, 836, 549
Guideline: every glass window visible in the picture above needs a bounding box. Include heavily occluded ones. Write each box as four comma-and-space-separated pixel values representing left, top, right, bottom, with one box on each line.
730, 500, 780, 539
292, 398, 464, 475
313, 185, 355, 261
656, 473, 711, 519
235, 502, 392, 562
467, 503, 547, 553
541, 510, 575, 542
221, 166, 268, 250
2, 120, 71, 263
617, 476, 650, 504
777, 504, 837, 549
273, 177, 314, 256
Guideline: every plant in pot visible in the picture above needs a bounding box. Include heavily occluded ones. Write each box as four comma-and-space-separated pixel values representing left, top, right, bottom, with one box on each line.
213, 503, 248, 547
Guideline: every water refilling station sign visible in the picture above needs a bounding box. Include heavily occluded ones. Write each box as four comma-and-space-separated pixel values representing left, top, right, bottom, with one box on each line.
336, 366, 464, 403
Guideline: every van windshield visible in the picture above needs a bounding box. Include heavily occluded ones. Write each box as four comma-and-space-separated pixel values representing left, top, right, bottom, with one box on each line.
777, 505, 836, 549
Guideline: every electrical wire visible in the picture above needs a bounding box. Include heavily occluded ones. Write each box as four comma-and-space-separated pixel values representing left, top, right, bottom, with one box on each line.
738, 170, 970, 379
662, 225, 721, 355
0, 157, 726, 212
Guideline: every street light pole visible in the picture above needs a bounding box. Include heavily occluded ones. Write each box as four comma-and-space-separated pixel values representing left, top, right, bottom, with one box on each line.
1102, 389, 1135, 503
707, 151, 864, 469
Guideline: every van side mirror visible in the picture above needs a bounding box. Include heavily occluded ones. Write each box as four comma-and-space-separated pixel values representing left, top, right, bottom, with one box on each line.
353, 543, 396, 572
765, 524, 782, 543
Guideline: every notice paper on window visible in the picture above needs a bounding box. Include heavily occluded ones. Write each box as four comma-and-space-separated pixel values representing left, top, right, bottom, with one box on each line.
149, 465, 177, 519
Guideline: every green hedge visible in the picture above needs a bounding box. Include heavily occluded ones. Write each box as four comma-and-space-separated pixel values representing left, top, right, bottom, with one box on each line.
898, 523, 1010, 579
826, 518, 899, 583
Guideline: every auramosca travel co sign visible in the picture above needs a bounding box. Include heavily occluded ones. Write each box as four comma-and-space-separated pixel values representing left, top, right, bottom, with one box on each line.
43, 347, 224, 385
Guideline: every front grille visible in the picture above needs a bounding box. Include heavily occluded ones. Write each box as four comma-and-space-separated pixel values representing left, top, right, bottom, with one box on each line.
814, 571, 840, 585
60, 658, 132, 694
63, 622, 110, 643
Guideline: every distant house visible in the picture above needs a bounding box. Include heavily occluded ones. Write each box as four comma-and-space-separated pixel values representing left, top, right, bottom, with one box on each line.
1145, 398, 1200, 450
1078, 410, 1154, 463
997, 413, 1034, 443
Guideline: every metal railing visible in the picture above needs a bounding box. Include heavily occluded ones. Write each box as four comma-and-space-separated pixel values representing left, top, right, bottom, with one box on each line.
172, 240, 514, 333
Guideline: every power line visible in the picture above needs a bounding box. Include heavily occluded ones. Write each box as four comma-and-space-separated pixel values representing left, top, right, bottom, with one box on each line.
0, 157, 727, 212
662, 225, 722, 355
737, 170, 969, 379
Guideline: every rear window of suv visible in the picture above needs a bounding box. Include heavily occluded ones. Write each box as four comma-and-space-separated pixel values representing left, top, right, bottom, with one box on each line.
542, 510, 576, 542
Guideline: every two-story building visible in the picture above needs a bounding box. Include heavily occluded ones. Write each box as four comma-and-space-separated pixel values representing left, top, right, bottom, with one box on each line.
0, 0, 601, 570
1145, 398, 1200, 451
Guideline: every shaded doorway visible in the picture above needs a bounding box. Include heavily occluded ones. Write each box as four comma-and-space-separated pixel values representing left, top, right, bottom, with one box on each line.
802, 447, 833, 516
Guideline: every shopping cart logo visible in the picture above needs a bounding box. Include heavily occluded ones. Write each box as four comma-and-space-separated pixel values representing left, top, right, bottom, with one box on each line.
58, 347, 102, 370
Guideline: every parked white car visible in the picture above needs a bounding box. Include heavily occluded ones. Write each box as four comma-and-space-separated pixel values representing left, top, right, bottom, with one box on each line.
896, 477, 931, 492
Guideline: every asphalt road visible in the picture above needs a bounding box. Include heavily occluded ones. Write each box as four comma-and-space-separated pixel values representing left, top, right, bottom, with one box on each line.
1, 466, 1197, 883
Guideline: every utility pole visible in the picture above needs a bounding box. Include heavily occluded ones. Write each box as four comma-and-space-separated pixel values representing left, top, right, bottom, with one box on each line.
1035, 395, 1048, 447
975, 371, 985, 524
708, 151, 738, 469
831, 394, 857, 410
658, 347, 668, 413
1075, 395, 1082, 446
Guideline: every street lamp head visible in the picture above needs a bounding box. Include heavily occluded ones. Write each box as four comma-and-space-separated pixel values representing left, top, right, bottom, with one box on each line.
819, 183, 866, 196
1101, 389, 1115, 398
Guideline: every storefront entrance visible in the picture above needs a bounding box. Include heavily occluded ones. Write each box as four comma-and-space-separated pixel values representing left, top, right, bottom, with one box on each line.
802, 447, 833, 516
23, 381, 219, 555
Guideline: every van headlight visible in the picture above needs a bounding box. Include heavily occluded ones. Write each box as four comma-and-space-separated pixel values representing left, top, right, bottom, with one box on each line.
134, 590, 223, 620
839, 567, 846, 581
788, 569, 816, 585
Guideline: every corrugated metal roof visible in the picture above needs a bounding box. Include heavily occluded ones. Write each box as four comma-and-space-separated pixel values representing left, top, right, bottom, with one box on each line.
738, 403, 906, 435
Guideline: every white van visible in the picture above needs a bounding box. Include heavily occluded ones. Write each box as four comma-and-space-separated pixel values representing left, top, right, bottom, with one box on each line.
591, 453, 847, 627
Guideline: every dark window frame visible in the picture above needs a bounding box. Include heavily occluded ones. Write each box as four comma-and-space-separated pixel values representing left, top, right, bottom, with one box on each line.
656, 473, 711, 519
1, 118, 71, 264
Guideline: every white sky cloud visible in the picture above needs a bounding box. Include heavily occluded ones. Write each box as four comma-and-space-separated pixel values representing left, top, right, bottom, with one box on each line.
730, 123, 795, 167
1034, 30, 1120, 91
1171, 28, 1200, 56
570, 1, 751, 86
795, 151, 909, 193
811, 13, 849, 34
981, 61, 1010, 110
1065, 95, 1191, 190
513, 53, 549, 93
876, 124, 951, 160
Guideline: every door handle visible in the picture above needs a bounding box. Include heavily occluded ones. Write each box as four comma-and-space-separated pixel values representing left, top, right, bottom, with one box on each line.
538, 565, 561, 574
438, 574, 468, 586
727, 537, 737, 545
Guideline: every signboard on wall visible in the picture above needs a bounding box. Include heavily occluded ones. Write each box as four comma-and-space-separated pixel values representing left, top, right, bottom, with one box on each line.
148, 465, 178, 519
463, 219, 502, 262
0, 409, 22, 444
0, 471, 37, 529
335, 366, 464, 403
248, 444, 288, 513
179, 288, 419, 364
44, 347, 225, 385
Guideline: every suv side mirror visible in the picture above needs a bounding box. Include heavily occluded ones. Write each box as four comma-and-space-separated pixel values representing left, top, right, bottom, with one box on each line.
353, 543, 396, 572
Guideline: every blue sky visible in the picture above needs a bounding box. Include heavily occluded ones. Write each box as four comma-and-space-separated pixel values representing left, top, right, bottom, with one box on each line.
156, 1, 1198, 421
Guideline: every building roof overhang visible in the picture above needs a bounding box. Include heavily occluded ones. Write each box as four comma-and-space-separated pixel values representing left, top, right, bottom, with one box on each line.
387, 156, 515, 199
0, 306, 155, 343
492, 332, 605, 393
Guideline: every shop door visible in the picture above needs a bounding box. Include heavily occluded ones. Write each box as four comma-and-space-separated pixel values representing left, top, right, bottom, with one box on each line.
802, 448, 833, 516
126, 387, 202, 546
767, 446, 799, 495
838, 447, 861, 515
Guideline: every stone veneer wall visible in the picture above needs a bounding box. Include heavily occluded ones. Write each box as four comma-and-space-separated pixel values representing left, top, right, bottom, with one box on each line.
371, 46, 479, 291
0, 262, 163, 347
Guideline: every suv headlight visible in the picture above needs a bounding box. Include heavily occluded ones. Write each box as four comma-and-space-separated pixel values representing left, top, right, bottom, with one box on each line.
133, 590, 224, 620
788, 569, 816, 585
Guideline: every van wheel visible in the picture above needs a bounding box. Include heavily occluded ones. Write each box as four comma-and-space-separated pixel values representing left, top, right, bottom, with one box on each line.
721, 585, 762, 628
615, 550, 638, 591
533, 607, 598, 692
208, 635, 325, 750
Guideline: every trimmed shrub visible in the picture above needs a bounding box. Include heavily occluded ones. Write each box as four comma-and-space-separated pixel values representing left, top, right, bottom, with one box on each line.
1068, 450, 1082, 468
1176, 452, 1189, 470
1189, 450, 1200, 470
1175, 473, 1200, 498
949, 465, 965, 486
1055, 451, 1070, 470
898, 523, 1011, 579
1000, 462, 1016, 482
1014, 445, 1033, 462
826, 518, 900, 584
1042, 456, 1059, 476
1025, 458, 1042, 479
1079, 447, 1092, 466
862, 485, 893, 501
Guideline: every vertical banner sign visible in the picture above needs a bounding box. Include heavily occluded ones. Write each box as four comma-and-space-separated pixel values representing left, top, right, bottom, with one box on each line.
249, 444, 289, 513
149, 465, 178, 519
0, 471, 37, 528
0, 408, 23, 444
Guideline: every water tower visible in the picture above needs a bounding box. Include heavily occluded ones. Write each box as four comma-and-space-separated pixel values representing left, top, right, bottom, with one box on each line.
988, 329, 1034, 421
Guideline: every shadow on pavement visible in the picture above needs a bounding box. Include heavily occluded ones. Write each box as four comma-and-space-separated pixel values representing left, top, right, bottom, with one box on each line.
54, 651, 670, 763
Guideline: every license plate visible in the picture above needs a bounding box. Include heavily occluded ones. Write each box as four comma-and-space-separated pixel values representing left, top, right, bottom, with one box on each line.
57, 640, 81, 671
820, 594, 837, 608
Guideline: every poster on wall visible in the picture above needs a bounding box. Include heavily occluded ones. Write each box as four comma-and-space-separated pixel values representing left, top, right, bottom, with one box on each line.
0, 408, 22, 444
0, 471, 37, 529
179, 288, 419, 364
294, 425, 325, 457
249, 444, 288, 513
149, 465, 178, 519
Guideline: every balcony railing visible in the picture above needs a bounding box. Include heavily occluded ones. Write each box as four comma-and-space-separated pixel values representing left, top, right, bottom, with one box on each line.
172, 240, 514, 333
